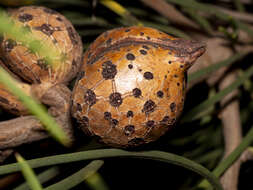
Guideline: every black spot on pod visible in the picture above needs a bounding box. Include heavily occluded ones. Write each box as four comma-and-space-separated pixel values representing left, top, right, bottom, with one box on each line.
4, 39, 17, 52
160, 116, 170, 125
18, 13, 33, 22
84, 89, 96, 106
109, 92, 123, 107
140, 49, 147, 55
102, 61, 117, 79
170, 102, 176, 112
111, 119, 119, 127
128, 64, 133, 69
126, 53, 135, 60
125, 29, 131, 32
144, 72, 153, 80
142, 45, 149, 50
67, 27, 78, 45
127, 110, 134, 118
124, 125, 135, 136
34, 24, 55, 36
140, 32, 144, 36
37, 59, 49, 70
157, 91, 164, 98
132, 88, 142, 98
104, 112, 111, 120
142, 100, 156, 114
146, 120, 155, 128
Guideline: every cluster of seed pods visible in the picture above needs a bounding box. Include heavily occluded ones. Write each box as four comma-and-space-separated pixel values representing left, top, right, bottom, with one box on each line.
0, 6, 205, 148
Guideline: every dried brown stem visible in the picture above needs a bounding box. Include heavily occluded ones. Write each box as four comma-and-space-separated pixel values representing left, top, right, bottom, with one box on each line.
187, 31, 253, 189
219, 71, 242, 190
0, 84, 74, 162
0, 116, 48, 150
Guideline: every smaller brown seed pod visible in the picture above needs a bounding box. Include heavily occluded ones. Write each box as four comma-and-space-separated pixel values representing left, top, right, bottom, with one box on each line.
0, 6, 83, 115
72, 26, 206, 148
0, 6, 83, 85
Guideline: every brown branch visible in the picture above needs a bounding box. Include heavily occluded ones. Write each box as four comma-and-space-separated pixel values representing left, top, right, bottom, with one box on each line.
187, 32, 253, 189
0, 84, 74, 162
219, 71, 242, 190
0, 116, 48, 149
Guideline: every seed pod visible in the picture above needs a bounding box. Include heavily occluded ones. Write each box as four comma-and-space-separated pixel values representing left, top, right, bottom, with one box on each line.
0, 6, 83, 85
72, 26, 206, 147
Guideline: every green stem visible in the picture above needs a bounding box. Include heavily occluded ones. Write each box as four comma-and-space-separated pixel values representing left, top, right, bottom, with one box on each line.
14, 167, 60, 190
16, 153, 43, 190
0, 149, 223, 190
45, 160, 104, 190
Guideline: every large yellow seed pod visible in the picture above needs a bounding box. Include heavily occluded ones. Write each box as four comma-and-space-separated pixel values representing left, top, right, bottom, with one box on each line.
72, 26, 205, 147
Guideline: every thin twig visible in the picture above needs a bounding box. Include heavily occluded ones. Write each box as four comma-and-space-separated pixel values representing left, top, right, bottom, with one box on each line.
219, 71, 242, 190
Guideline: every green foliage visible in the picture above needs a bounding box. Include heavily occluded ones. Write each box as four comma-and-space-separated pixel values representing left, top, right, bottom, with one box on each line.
15, 153, 43, 190
0, 149, 223, 190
